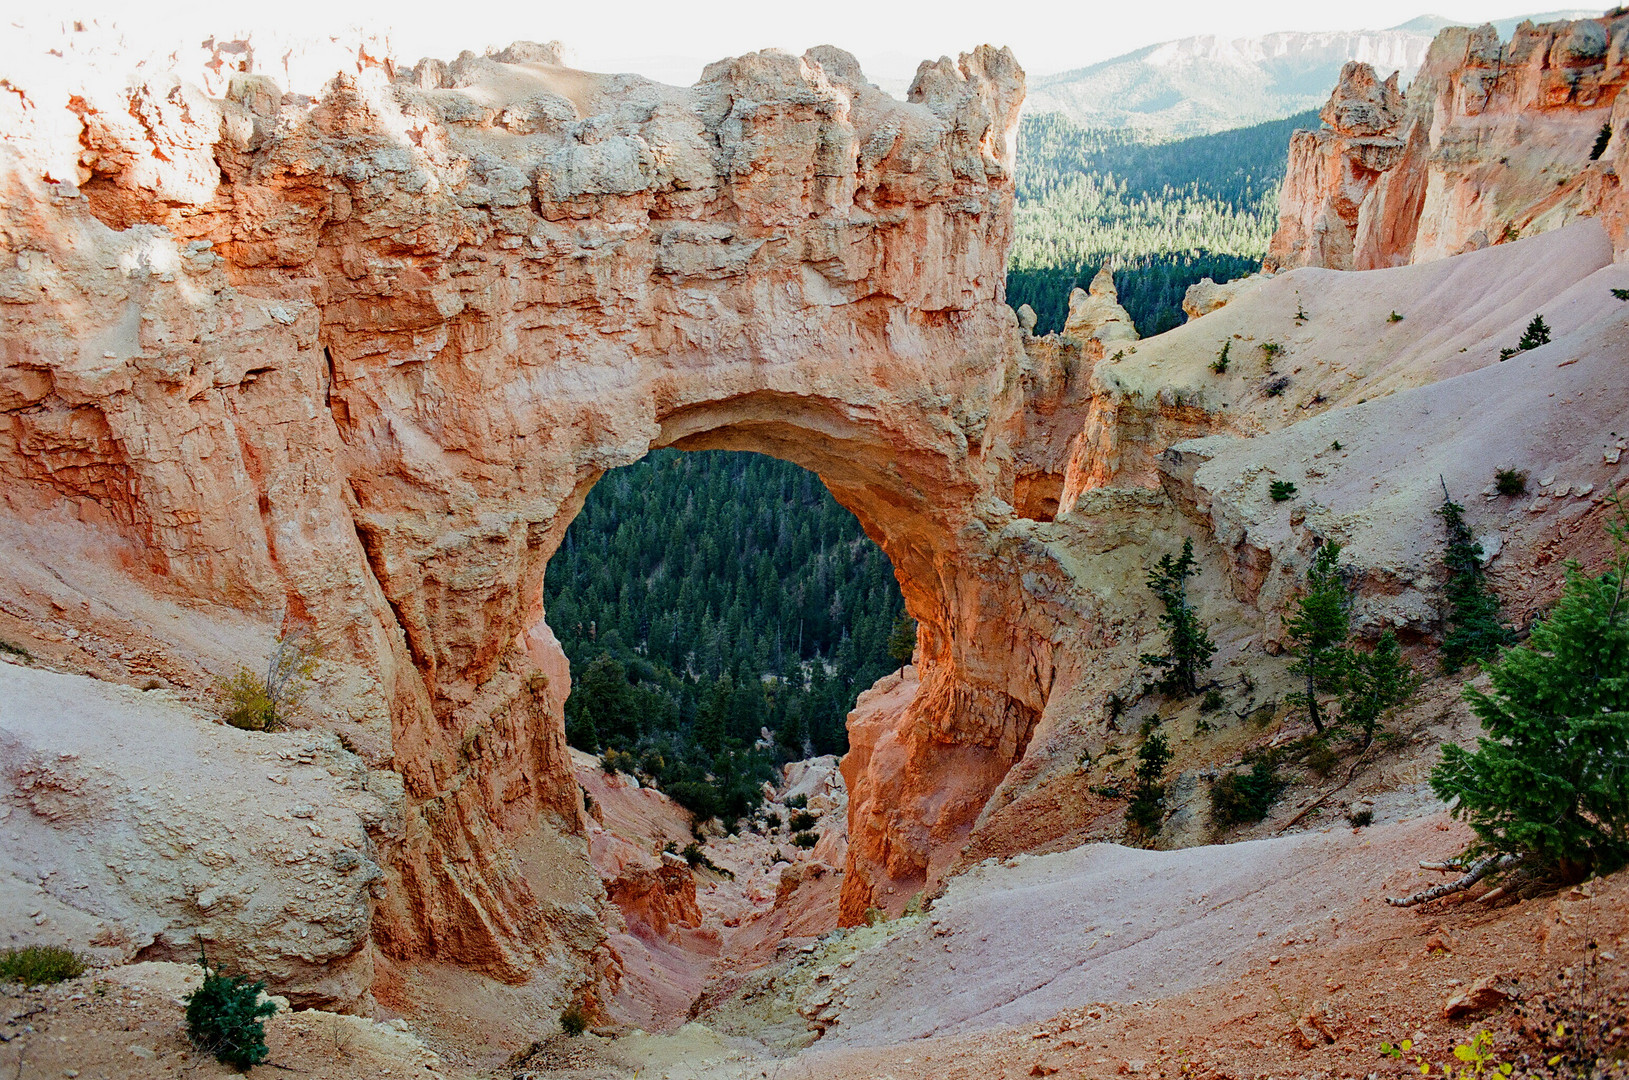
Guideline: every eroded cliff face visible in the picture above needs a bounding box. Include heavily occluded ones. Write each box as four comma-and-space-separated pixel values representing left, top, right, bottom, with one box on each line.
1269, 15, 1629, 270
0, 30, 1060, 992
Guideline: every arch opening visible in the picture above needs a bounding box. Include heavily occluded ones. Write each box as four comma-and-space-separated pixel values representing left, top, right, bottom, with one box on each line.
541, 446, 912, 822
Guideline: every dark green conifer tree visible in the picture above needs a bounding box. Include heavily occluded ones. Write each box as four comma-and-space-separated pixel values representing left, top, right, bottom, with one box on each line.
1431, 502, 1629, 876
1285, 542, 1350, 734
1140, 539, 1217, 696
1436, 488, 1513, 672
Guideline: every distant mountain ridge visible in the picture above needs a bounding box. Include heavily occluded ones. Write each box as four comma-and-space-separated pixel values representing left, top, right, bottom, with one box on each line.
1025, 12, 1596, 136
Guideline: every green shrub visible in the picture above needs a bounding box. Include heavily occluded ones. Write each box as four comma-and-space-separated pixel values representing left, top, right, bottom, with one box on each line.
763, 811, 781, 832
1201, 688, 1225, 713
0, 639, 32, 661
560, 1002, 589, 1037
1346, 808, 1374, 828
1263, 376, 1290, 397
216, 625, 318, 732
0, 945, 84, 985
788, 810, 818, 832
1259, 341, 1283, 361
218, 669, 277, 731
1211, 341, 1231, 374
1302, 737, 1340, 777
599, 748, 637, 775
184, 952, 277, 1071
1494, 469, 1527, 497
792, 831, 819, 849
1431, 501, 1629, 877
1269, 480, 1297, 502
784, 793, 808, 810
1211, 756, 1286, 827
1613, 288, 1629, 301
1387, 310, 1403, 323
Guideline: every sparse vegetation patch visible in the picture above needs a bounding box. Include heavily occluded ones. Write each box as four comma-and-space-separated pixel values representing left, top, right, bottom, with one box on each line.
0, 944, 84, 985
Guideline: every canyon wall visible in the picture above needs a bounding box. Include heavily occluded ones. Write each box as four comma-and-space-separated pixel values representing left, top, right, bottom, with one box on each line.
1268, 14, 1629, 270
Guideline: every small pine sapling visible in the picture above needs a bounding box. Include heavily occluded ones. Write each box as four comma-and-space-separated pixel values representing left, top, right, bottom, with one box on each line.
1269, 480, 1297, 501
1139, 539, 1217, 697
185, 951, 277, 1071
1612, 287, 1629, 301
886, 612, 917, 664
1127, 729, 1173, 835
1285, 542, 1351, 734
1498, 314, 1551, 360
1436, 483, 1513, 672
1494, 468, 1527, 497
1211, 340, 1231, 374
1340, 631, 1420, 749
1388, 310, 1404, 323
1294, 299, 1308, 324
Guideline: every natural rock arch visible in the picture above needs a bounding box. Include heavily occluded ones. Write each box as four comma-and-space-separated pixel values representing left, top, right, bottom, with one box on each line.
0, 39, 1073, 983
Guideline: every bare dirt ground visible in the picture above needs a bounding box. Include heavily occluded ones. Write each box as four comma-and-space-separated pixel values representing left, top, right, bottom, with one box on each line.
13, 811, 1622, 1080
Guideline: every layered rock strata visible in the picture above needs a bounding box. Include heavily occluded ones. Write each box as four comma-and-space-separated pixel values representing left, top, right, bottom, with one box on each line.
1269, 15, 1629, 270
0, 32, 1050, 990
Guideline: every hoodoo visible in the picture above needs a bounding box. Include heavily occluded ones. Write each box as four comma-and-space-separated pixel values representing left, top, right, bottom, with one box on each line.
1269, 15, 1629, 271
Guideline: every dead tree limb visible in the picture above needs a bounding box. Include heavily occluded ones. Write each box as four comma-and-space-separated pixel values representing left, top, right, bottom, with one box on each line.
1387, 853, 1523, 907
1278, 749, 1372, 833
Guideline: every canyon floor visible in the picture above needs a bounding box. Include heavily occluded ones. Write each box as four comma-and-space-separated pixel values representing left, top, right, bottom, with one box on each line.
5, 802, 1624, 1079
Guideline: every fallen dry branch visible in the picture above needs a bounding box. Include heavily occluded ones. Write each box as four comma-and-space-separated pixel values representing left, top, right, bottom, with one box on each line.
1386, 852, 1523, 907
1278, 749, 1372, 833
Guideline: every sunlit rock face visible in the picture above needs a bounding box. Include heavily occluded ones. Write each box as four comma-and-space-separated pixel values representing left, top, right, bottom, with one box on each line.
1269, 15, 1629, 271
0, 31, 1062, 986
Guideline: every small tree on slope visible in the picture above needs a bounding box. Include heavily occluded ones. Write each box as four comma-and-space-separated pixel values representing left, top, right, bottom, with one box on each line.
1140, 538, 1217, 697
1342, 630, 1420, 750
1437, 484, 1513, 672
1391, 499, 1629, 905
1286, 542, 1350, 734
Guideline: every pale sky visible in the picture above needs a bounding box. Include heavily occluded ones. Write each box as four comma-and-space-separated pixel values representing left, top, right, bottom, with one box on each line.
0, 0, 1589, 84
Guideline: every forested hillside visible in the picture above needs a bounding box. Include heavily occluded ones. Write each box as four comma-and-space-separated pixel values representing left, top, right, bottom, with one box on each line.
1007, 110, 1314, 336
544, 449, 908, 822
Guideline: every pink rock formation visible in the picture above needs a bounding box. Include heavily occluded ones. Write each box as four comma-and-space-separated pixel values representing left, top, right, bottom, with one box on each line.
0, 33, 1043, 991
1269, 15, 1629, 270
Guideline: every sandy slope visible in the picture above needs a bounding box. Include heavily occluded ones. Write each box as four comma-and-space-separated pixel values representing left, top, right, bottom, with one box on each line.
811, 816, 1464, 1047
